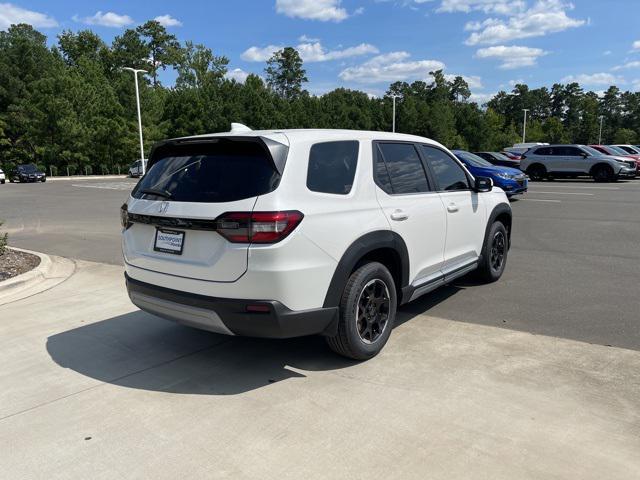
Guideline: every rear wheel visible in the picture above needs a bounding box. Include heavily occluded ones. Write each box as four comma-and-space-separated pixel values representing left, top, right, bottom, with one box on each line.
476, 221, 508, 283
326, 262, 397, 360
592, 164, 615, 182
526, 164, 547, 181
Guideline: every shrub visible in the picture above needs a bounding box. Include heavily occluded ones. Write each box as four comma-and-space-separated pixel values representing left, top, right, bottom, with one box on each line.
0, 220, 7, 256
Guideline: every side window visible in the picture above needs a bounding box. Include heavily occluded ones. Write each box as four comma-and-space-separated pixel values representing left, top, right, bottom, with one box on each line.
420, 145, 470, 191
376, 143, 431, 194
567, 147, 583, 156
535, 147, 551, 156
307, 141, 359, 195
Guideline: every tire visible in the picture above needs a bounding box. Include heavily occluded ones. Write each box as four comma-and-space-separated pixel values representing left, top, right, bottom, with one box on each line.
326, 262, 397, 360
41, 177, 46, 182
0, 179, 4, 184
592, 164, 615, 183
526, 164, 547, 181
476, 221, 509, 283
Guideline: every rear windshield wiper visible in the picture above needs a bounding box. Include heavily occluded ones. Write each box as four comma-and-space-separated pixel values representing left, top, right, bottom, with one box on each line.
140, 188, 172, 199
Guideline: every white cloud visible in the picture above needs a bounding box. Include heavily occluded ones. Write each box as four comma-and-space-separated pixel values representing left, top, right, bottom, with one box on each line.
561, 73, 623, 86
226, 68, 250, 83
475, 45, 548, 69
465, 0, 585, 46
339, 51, 445, 83
241, 40, 378, 63
0, 3, 58, 29
75, 11, 134, 28
154, 14, 182, 27
297, 42, 379, 61
469, 91, 496, 104
508, 78, 525, 86
275, 0, 349, 22
444, 74, 483, 89
241, 45, 284, 62
633, 40, 640, 51
603, 50, 612, 56
438, 0, 526, 15
298, 34, 320, 42
612, 61, 640, 71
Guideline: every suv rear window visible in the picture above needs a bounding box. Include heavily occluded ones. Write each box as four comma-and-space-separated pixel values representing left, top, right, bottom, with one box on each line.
307, 141, 359, 194
132, 140, 280, 203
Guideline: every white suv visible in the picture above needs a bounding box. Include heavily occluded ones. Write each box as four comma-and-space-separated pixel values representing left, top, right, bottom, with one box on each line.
0, 168, 5, 184
121, 127, 512, 359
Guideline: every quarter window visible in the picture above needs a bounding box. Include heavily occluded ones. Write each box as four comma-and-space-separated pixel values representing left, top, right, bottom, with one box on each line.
307, 141, 359, 195
376, 143, 431, 194
420, 145, 470, 191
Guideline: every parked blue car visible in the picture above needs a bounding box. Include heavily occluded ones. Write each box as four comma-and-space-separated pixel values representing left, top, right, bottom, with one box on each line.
453, 150, 528, 197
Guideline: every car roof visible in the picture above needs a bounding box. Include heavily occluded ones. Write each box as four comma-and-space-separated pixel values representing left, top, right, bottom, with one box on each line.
171, 128, 445, 148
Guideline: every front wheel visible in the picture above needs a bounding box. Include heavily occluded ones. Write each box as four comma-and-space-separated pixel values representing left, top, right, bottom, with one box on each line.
592, 165, 615, 183
326, 262, 397, 360
476, 221, 509, 283
526, 164, 547, 181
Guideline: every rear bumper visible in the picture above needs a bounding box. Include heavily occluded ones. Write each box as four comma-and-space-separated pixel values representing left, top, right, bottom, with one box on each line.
125, 274, 338, 338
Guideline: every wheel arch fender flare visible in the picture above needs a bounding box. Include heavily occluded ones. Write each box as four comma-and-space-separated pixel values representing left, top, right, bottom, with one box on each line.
589, 162, 616, 175
479, 202, 512, 262
322, 230, 410, 309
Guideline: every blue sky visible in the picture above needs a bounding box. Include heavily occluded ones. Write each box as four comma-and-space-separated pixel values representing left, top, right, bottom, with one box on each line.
3, 0, 640, 101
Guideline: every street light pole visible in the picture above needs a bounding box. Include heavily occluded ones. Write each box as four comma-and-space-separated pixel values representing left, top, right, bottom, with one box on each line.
522, 109, 529, 143
598, 115, 604, 145
391, 95, 400, 133
122, 67, 148, 175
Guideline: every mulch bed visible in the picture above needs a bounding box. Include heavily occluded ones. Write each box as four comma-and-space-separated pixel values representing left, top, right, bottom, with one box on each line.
0, 249, 41, 282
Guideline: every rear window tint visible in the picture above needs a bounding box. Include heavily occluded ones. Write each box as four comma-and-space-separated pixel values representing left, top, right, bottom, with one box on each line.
377, 143, 431, 194
132, 140, 280, 203
306, 141, 359, 194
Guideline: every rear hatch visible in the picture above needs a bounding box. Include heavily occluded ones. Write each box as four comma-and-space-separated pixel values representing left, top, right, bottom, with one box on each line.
123, 135, 288, 282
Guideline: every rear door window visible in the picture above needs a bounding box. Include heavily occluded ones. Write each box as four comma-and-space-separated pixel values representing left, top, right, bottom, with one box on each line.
132, 140, 281, 203
307, 141, 359, 194
376, 143, 431, 194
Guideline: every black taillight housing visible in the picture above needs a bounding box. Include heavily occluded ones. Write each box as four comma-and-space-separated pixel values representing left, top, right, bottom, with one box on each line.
120, 203, 131, 229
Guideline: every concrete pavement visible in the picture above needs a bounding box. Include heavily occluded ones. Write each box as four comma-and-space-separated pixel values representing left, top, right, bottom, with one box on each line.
1, 260, 639, 479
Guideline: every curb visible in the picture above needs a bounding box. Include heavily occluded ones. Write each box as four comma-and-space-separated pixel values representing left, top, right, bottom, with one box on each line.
0, 247, 52, 294
0, 247, 75, 304
48, 175, 129, 181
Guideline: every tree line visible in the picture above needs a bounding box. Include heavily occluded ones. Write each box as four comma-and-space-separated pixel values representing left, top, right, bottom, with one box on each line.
1, 22, 639, 175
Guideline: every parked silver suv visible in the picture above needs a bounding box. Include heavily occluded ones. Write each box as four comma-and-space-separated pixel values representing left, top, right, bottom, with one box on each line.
520, 145, 636, 182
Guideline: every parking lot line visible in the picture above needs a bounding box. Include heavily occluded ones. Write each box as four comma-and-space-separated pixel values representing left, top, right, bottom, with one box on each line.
528, 185, 620, 190
528, 191, 594, 196
520, 198, 562, 203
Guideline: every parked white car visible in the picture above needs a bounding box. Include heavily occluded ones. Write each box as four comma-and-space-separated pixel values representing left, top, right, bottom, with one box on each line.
121, 127, 512, 359
128, 159, 148, 178
0, 168, 5, 184
520, 144, 636, 182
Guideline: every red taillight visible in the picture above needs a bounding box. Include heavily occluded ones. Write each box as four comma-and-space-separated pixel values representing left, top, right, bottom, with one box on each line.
215, 211, 304, 244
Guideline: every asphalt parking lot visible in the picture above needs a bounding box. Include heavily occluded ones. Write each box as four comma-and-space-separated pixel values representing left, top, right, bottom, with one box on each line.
1, 178, 640, 479
1, 177, 639, 350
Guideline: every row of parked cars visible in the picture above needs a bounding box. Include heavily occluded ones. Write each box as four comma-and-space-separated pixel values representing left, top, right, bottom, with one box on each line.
447, 143, 640, 195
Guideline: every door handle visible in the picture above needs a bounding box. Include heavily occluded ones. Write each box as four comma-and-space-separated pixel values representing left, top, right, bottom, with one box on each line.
447, 203, 459, 213
390, 210, 409, 221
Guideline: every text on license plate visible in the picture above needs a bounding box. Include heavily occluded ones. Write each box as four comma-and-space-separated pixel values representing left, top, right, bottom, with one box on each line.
154, 229, 185, 255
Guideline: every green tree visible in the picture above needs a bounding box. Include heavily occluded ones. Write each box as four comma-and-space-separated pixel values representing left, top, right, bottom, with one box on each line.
265, 47, 308, 100
136, 21, 181, 86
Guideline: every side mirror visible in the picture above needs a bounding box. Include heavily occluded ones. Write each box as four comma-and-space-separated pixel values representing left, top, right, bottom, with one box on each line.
474, 176, 493, 193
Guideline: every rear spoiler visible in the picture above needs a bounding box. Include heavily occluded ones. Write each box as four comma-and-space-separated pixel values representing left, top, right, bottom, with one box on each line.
147, 134, 289, 175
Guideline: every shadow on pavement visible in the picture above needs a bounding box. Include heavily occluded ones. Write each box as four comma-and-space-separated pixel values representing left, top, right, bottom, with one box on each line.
47, 286, 464, 396
47, 310, 357, 395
